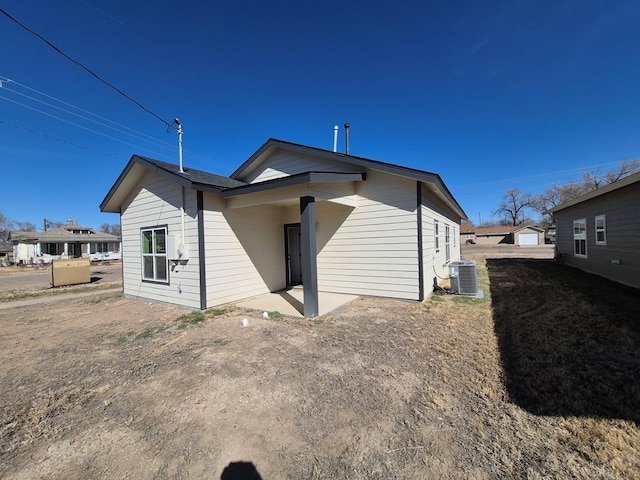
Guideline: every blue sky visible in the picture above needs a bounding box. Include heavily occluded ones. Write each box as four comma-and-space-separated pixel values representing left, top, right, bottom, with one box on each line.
1, 0, 639, 230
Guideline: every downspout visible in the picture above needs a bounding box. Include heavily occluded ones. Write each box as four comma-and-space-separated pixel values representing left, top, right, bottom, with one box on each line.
416, 181, 424, 301
181, 186, 186, 249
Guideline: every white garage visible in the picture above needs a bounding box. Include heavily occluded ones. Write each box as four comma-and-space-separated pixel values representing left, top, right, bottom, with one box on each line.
514, 226, 544, 246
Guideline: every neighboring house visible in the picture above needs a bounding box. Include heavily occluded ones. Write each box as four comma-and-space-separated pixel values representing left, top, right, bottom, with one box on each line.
100, 138, 467, 317
460, 224, 544, 246
551, 172, 640, 289
9, 220, 121, 265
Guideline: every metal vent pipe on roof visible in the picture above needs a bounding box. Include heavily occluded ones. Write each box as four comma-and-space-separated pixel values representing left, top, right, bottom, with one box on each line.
344, 123, 350, 154
333, 125, 339, 152
174, 118, 183, 173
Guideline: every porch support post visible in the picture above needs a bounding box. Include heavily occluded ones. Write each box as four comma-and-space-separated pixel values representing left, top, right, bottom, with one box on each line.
300, 196, 318, 317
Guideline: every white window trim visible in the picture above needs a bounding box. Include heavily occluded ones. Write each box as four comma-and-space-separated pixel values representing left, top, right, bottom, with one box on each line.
434, 220, 440, 252
573, 219, 587, 258
141, 226, 169, 283
445, 224, 451, 262
595, 215, 606, 246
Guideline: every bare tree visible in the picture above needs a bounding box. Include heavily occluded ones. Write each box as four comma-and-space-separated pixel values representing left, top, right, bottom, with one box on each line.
15, 221, 37, 232
100, 223, 121, 236
0, 211, 12, 243
604, 159, 640, 183
532, 159, 640, 224
493, 189, 535, 226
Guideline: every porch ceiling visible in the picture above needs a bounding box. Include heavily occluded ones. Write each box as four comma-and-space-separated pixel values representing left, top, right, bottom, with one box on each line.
222, 171, 365, 209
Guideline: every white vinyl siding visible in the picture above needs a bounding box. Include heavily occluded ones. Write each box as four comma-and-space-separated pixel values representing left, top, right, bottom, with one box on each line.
244, 150, 361, 183
203, 193, 284, 307
120, 172, 201, 308
315, 170, 420, 300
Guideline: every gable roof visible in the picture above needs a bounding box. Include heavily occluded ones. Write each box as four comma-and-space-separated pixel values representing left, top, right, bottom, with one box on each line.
100, 155, 246, 213
231, 138, 467, 219
550, 172, 640, 213
10, 225, 120, 243
101, 140, 467, 220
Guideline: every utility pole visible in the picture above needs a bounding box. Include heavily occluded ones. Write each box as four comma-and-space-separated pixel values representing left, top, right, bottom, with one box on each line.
174, 118, 183, 173
478, 212, 482, 227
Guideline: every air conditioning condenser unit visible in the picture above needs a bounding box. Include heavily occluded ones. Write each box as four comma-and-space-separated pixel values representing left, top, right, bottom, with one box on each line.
449, 261, 478, 295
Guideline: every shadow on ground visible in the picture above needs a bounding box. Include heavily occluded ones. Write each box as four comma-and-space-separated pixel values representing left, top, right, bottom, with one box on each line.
488, 258, 640, 423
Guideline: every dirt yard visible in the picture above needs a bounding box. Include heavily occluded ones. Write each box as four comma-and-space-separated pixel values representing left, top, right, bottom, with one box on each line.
0, 258, 638, 479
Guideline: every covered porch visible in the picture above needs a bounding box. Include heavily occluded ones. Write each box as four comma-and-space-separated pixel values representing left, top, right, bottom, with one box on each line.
221, 171, 364, 317
235, 286, 358, 318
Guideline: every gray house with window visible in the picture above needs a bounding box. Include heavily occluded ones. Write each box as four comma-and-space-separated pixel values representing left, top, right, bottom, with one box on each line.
100, 138, 467, 316
551, 172, 640, 289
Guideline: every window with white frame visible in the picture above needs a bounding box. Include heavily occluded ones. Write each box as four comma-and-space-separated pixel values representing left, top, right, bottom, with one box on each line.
595, 215, 606, 245
573, 219, 587, 257
434, 220, 440, 252
445, 225, 451, 262
141, 226, 168, 283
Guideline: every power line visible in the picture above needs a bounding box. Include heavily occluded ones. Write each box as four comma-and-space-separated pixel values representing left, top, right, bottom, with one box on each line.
77, 0, 124, 24
2, 82, 176, 153
0, 119, 121, 159
0, 94, 169, 158
0, 6, 173, 130
450, 161, 626, 189
2, 76, 171, 146
1, 75, 220, 166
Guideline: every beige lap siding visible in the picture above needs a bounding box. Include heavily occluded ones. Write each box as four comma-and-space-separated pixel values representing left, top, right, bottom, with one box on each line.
422, 185, 461, 292
120, 171, 201, 308
244, 150, 361, 183
202, 193, 285, 307
316, 171, 420, 300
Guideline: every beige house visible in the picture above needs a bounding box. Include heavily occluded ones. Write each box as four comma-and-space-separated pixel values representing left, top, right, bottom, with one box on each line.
461, 224, 544, 246
10, 220, 121, 265
551, 172, 640, 289
100, 139, 467, 316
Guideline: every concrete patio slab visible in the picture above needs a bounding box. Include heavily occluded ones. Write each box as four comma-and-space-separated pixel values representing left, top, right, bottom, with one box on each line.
234, 287, 358, 318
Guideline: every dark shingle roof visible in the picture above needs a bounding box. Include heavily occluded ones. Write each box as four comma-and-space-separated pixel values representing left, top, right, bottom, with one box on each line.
137, 156, 245, 189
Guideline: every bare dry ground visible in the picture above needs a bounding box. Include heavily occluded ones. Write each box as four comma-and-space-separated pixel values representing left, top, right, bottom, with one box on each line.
0, 257, 638, 479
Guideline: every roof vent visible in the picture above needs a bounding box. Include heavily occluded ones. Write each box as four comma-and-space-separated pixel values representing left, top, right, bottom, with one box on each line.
344, 123, 350, 154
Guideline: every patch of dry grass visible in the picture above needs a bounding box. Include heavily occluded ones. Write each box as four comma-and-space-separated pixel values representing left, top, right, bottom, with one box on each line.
0, 386, 92, 455
486, 257, 640, 478
0, 282, 121, 303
